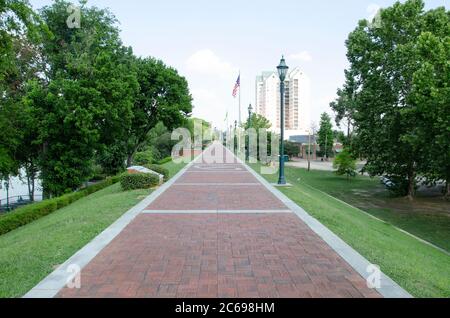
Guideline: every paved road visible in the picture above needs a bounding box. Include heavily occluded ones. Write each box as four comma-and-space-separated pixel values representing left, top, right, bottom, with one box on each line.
58, 143, 381, 298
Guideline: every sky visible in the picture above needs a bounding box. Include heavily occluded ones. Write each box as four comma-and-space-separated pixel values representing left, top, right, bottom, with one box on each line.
30, 0, 448, 130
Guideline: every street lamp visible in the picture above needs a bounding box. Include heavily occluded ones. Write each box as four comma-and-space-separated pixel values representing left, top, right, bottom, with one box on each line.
277, 56, 289, 185
246, 104, 253, 161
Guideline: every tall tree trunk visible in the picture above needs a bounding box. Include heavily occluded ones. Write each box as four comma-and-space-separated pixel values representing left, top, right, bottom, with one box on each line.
126, 154, 133, 168
445, 179, 450, 200
407, 167, 416, 201
25, 164, 36, 201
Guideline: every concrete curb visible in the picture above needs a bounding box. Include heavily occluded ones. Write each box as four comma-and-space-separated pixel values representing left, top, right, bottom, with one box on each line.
232, 150, 413, 298
23, 154, 202, 298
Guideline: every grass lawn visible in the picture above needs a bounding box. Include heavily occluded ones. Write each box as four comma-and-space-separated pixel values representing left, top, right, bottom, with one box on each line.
285, 167, 450, 252
0, 160, 187, 298
249, 163, 450, 298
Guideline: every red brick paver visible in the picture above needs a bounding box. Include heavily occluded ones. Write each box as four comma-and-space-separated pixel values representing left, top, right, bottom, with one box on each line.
58, 143, 381, 298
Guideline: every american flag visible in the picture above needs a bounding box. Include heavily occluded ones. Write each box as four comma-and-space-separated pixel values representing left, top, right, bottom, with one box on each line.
232, 75, 240, 98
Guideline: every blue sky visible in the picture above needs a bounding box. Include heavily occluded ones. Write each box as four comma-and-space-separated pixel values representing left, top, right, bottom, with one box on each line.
30, 0, 448, 130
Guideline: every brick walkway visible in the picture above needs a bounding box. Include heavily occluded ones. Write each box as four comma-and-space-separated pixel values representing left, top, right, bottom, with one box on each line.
58, 143, 381, 298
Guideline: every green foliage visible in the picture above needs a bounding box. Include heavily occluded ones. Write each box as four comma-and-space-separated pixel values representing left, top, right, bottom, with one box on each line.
184, 118, 212, 143
0, 176, 121, 236
20, 0, 139, 195
0, 200, 58, 236
158, 157, 173, 165
120, 173, 160, 191
332, 0, 449, 198
145, 164, 169, 181
409, 30, 450, 197
317, 113, 334, 159
284, 141, 300, 159
244, 113, 272, 131
243, 113, 273, 161
0, 1, 47, 180
126, 57, 192, 166
133, 150, 155, 166
1, 1, 193, 197
333, 149, 357, 180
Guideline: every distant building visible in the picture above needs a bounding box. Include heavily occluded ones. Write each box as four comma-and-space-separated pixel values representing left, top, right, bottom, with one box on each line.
255, 67, 311, 138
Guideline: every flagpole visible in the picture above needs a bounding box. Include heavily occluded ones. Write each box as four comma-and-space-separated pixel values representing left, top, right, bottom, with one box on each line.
239, 70, 242, 125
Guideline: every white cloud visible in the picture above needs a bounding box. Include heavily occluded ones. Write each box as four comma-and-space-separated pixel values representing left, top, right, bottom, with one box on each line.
186, 49, 238, 79
289, 51, 312, 62
191, 88, 229, 128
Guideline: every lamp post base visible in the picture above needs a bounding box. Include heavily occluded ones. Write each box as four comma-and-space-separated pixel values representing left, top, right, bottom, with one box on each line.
273, 182, 292, 187
277, 177, 286, 185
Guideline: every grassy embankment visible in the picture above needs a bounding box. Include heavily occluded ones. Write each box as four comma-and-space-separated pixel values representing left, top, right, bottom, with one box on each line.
0, 161, 187, 298
248, 163, 450, 298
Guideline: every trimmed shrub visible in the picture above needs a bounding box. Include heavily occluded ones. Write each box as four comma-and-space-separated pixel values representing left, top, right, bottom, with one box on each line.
120, 173, 160, 191
145, 164, 170, 181
0, 200, 58, 236
0, 176, 122, 236
133, 150, 155, 166
158, 157, 172, 165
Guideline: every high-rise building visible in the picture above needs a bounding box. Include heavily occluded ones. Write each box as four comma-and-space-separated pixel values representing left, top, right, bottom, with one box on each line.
255, 67, 311, 138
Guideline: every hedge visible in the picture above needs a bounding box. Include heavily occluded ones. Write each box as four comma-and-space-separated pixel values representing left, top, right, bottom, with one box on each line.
0, 176, 121, 236
120, 173, 160, 191
157, 157, 172, 165
145, 164, 170, 181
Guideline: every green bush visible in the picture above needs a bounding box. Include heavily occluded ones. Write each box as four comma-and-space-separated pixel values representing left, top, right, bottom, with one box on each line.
133, 150, 155, 166
0, 176, 121, 236
333, 149, 357, 180
145, 164, 170, 181
0, 200, 58, 236
158, 157, 172, 165
120, 173, 160, 191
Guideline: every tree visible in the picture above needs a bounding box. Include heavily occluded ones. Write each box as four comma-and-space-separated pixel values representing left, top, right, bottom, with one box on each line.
410, 30, 450, 198
125, 57, 192, 167
0, 0, 46, 180
334, 0, 449, 199
330, 71, 357, 144
30, 0, 139, 195
333, 149, 357, 180
317, 113, 333, 159
243, 113, 272, 161
284, 141, 300, 159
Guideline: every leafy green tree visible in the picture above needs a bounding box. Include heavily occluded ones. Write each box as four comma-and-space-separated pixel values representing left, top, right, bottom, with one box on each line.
243, 113, 272, 161
284, 141, 300, 159
330, 72, 357, 143
244, 113, 272, 131
333, 149, 357, 180
410, 30, 450, 197
29, 0, 138, 195
125, 57, 192, 166
334, 0, 449, 199
317, 113, 333, 159
0, 0, 46, 180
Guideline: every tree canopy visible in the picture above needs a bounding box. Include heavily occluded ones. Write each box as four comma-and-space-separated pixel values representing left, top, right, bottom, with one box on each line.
1, 0, 193, 197
317, 113, 334, 159
331, 0, 449, 198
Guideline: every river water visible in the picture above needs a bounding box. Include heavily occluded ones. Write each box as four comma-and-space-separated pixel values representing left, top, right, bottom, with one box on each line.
0, 169, 43, 202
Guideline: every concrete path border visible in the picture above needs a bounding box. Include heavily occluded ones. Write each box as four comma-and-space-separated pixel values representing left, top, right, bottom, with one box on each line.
23, 154, 202, 298
234, 154, 413, 298
24, 143, 412, 298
